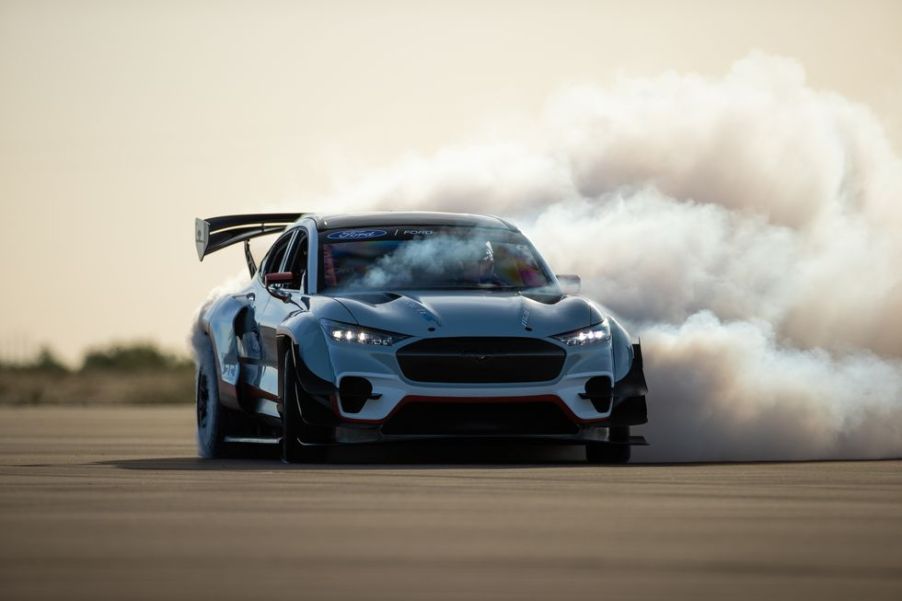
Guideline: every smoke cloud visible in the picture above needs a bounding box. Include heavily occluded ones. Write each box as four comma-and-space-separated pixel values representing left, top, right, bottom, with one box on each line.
346, 234, 492, 290
333, 231, 548, 291
189, 270, 249, 386
320, 52, 902, 461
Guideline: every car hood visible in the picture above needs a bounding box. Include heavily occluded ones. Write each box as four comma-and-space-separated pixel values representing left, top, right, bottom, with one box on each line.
330, 290, 601, 338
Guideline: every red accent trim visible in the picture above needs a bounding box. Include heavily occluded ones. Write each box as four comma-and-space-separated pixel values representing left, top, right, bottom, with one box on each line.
264, 271, 293, 285
330, 393, 345, 420
240, 382, 279, 402
333, 393, 609, 425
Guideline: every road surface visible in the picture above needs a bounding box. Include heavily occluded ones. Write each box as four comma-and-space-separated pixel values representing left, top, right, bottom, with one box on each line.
1, 406, 901, 600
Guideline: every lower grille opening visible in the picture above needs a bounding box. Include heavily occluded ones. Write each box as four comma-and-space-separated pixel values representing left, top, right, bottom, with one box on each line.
381, 401, 578, 436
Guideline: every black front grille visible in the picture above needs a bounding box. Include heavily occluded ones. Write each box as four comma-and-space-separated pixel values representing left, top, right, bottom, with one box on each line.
381, 402, 578, 436
396, 337, 565, 383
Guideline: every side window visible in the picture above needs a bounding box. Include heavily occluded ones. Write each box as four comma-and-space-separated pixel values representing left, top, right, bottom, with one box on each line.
285, 233, 308, 291
260, 232, 294, 277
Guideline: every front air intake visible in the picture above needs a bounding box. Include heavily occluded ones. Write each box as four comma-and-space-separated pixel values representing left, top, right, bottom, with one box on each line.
338, 377, 372, 413
582, 376, 613, 413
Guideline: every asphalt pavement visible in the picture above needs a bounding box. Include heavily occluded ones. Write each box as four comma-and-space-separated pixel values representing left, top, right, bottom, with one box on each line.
1, 406, 901, 600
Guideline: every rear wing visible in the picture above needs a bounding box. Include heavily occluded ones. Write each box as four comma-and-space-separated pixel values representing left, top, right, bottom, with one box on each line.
194, 213, 304, 261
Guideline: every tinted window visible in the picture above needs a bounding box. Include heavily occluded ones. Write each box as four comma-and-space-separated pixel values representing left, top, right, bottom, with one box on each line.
261, 232, 294, 277
285, 233, 308, 290
319, 227, 553, 292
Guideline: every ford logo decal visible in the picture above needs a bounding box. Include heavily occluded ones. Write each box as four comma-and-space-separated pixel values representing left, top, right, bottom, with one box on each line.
327, 229, 388, 240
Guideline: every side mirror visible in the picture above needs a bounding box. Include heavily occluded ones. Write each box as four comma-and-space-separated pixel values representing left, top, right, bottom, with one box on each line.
264, 271, 294, 302
264, 271, 293, 286
556, 274, 581, 295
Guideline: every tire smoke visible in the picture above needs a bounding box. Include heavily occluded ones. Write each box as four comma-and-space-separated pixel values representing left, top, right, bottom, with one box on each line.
320, 52, 902, 461
189, 271, 249, 375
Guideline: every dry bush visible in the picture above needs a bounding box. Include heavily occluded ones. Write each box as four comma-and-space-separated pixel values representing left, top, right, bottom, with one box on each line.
0, 369, 194, 406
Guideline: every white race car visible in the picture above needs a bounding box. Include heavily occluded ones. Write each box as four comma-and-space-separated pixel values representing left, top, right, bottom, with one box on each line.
194, 212, 647, 463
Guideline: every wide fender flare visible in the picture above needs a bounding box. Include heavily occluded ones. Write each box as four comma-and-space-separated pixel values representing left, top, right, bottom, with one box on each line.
202, 293, 254, 409
609, 317, 635, 383
277, 312, 336, 390
276, 315, 340, 426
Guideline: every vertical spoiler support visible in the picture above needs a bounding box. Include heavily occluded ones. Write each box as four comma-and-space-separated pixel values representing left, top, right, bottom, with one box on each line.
243, 240, 257, 277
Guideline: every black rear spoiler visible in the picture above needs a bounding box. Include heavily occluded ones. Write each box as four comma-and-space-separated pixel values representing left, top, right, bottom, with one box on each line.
194, 213, 304, 261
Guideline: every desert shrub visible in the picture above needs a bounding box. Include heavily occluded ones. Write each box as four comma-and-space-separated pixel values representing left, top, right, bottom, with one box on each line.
0, 342, 195, 405
0, 346, 68, 374
81, 342, 192, 372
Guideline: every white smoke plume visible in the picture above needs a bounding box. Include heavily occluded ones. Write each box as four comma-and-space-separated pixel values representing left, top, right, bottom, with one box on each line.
334, 231, 544, 291
346, 234, 490, 290
189, 271, 250, 361
319, 52, 902, 461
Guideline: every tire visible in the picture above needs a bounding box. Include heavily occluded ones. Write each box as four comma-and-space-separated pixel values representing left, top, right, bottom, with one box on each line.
196, 335, 228, 458
586, 444, 631, 464
281, 351, 310, 463
586, 426, 631, 464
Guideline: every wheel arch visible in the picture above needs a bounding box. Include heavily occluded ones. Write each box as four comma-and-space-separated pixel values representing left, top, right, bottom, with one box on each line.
275, 323, 339, 427
201, 294, 256, 410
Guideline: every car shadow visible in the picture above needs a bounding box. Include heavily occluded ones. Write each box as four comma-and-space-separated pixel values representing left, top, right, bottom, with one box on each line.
94, 443, 897, 471
98, 441, 600, 471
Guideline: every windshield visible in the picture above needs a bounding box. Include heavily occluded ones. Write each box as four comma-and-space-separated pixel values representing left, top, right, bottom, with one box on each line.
319, 226, 554, 292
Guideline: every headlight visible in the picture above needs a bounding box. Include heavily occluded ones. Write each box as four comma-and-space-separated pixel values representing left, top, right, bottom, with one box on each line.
320, 319, 410, 346
553, 321, 611, 346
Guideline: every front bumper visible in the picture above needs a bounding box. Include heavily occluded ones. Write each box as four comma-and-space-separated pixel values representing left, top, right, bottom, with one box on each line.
292, 339, 648, 445
332, 425, 648, 447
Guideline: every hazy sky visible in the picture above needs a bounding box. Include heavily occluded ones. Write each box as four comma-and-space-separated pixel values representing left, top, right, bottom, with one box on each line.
1, 0, 901, 363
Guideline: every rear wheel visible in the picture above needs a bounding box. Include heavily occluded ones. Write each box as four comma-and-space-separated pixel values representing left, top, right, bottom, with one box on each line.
196, 335, 227, 458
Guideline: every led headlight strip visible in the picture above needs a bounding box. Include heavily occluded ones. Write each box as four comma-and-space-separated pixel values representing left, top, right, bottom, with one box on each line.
552, 321, 612, 346
321, 319, 410, 346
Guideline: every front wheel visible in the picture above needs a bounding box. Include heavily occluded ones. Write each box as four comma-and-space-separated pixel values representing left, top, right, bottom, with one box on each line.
585, 444, 631, 464
281, 352, 311, 463
586, 426, 631, 464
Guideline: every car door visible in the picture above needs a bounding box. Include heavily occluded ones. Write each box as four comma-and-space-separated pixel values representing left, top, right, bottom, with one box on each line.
252, 230, 298, 401
256, 228, 309, 400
